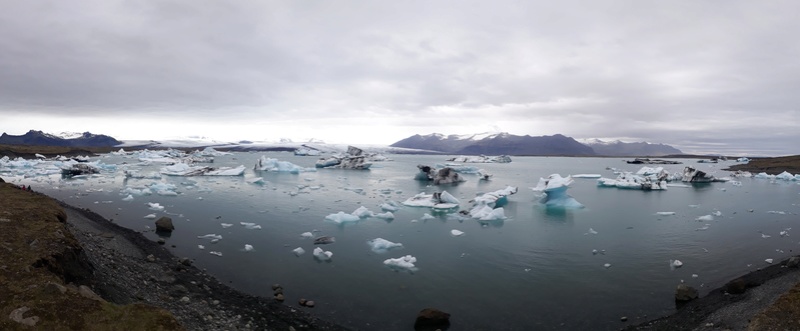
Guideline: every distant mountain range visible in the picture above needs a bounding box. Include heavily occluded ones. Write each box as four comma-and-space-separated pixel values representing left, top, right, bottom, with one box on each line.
577, 138, 682, 156
390, 133, 683, 156
0, 130, 121, 147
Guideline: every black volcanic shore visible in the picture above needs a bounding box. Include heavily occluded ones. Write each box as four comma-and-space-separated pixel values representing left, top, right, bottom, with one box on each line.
0, 182, 348, 330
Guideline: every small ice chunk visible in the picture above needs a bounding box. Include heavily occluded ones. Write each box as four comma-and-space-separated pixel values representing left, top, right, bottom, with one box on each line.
147, 202, 165, 211
144, 214, 157, 219
761, 233, 771, 238
696, 224, 710, 231
420, 213, 435, 221
604, 263, 611, 268
767, 211, 786, 215
244, 244, 254, 252
313, 247, 333, 261
374, 212, 395, 220
292, 247, 305, 256
122, 195, 134, 202
765, 258, 773, 264
451, 229, 465, 237
209, 251, 222, 256
696, 215, 714, 221
380, 203, 399, 212
383, 255, 418, 272
712, 210, 722, 217
301, 232, 314, 239
198, 245, 205, 250
240, 222, 262, 230
586, 228, 598, 235
221, 223, 233, 228
572, 174, 601, 178
656, 212, 675, 216
197, 234, 223, 240
670, 259, 683, 269
367, 238, 404, 253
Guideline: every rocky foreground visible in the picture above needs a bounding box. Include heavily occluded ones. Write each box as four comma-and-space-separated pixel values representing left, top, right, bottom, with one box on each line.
724, 155, 800, 175
0, 179, 348, 330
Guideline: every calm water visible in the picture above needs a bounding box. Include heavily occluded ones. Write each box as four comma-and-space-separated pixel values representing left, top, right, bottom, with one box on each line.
4, 153, 800, 330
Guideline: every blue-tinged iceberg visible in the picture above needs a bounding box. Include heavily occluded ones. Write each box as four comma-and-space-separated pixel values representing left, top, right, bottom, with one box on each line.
415, 165, 465, 184
532, 174, 584, 209
597, 171, 668, 190
160, 163, 245, 176
315, 146, 372, 170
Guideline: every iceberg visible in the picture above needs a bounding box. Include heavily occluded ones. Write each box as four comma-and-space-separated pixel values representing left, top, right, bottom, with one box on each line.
597, 172, 668, 190
253, 156, 315, 173
313, 247, 333, 261
383, 255, 418, 272
352, 206, 375, 218
367, 238, 404, 253
121, 195, 134, 202
374, 212, 395, 220
472, 186, 517, 208
775, 171, 798, 181
314, 146, 372, 170
197, 234, 223, 240
696, 215, 714, 221
240, 222, 262, 230
243, 244, 254, 252
294, 147, 322, 156
147, 202, 165, 211
402, 191, 460, 209
292, 247, 306, 256
161, 163, 245, 176
300, 232, 314, 239
532, 174, 583, 209
682, 166, 726, 183
446, 155, 512, 163
435, 163, 480, 174
415, 165, 465, 184
61, 163, 99, 177
451, 229, 465, 236
324, 211, 361, 224
380, 203, 400, 212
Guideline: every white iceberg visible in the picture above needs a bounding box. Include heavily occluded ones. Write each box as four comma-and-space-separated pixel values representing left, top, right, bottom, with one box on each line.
197, 234, 223, 240
402, 191, 461, 209
313, 247, 333, 261
380, 203, 400, 212
292, 247, 306, 256
656, 212, 676, 216
383, 255, 418, 272
775, 171, 798, 181
451, 229, 465, 236
532, 174, 583, 209
147, 202, 165, 211
445, 155, 512, 163
253, 156, 315, 173
352, 206, 375, 218
143, 213, 157, 219
121, 195, 134, 202
367, 238, 404, 253
300, 232, 314, 238
696, 215, 714, 221
324, 211, 361, 224
572, 174, 601, 178
221, 223, 233, 228
161, 163, 245, 176
243, 244, 254, 252
598, 172, 668, 190
374, 212, 395, 220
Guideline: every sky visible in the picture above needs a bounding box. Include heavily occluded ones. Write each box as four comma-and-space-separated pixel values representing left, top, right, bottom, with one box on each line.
0, 1, 798, 156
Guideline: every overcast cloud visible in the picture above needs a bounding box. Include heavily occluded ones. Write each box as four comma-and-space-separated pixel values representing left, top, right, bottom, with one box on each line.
0, 0, 798, 155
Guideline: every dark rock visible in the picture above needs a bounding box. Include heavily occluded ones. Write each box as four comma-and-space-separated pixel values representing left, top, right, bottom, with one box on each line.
787, 256, 800, 268
725, 278, 747, 294
271, 284, 282, 291
179, 257, 192, 266
305, 300, 315, 308
274, 293, 284, 302
414, 308, 450, 330
621, 316, 628, 322
0, 176, 4, 183
155, 217, 175, 233
675, 284, 699, 302
43, 282, 67, 295
313, 236, 336, 245
157, 238, 166, 245
299, 298, 307, 306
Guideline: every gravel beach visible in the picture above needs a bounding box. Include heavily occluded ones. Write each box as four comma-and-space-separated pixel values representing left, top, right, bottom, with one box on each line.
59, 201, 349, 331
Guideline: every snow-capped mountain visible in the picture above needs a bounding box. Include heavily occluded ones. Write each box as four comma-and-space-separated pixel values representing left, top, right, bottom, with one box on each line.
0, 130, 121, 147
390, 132, 595, 155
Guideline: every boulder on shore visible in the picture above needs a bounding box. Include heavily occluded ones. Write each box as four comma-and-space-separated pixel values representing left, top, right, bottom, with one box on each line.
414, 308, 450, 330
155, 217, 175, 233
675, 284, 699, 302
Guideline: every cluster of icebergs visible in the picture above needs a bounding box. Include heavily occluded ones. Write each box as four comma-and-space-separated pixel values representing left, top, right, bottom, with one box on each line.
445, 155, 512, 163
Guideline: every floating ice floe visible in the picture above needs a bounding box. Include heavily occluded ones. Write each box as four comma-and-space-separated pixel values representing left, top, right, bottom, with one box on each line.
696, 224, 710, 231
572, 174, 601, 178
300, 232, 314, 239
445, 155, 512, 163
656, 212, 675, 216
597, 172, 667, 190
532, 174, 583, 209
221, 223, 233, 228
324, 212, 361, 224
144, 214, 157, 219
402, 191, 461, 210
604, 263, 611, 268
313, 247, 333, 261
124, 170, 163, 179
367, 238, 404, 253
374, 212, 395, 220
121, 195, 134, 202
197, 234, 223, 240
420, 213, 435, 221
670, 259, 683, 269
198, 245, 205, 250
253, 156, 315, 173
451, 229, 465, 236
383, 255, 417, 272
586, 228, 598, 235
209, 251, 223, 257
292, 247, 306, 256
765, 258, 774, 264
240, 222, 262, 230
161, 163, 245, 176
767, 211, 786, 215
243, 244, 254, 252
761, 233, 771, 238
148, 182, 179, 196
435, 163, 481, 174
380, 202, 400, 212
247, 177, 266, 185
477, 169, 493, 180
775, 171, 799, 181
696, 215, 714, 222
352, 206, 375, 218
415, 165, 465, 184
147, 202, 165, 211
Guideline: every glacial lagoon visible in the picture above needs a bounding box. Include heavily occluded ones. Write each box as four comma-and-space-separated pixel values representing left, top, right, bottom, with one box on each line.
3, 152, 799, 330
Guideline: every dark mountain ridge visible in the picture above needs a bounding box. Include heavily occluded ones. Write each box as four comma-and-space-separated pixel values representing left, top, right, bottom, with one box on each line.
0, 130, 121, 147
390, 132, 596, 156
